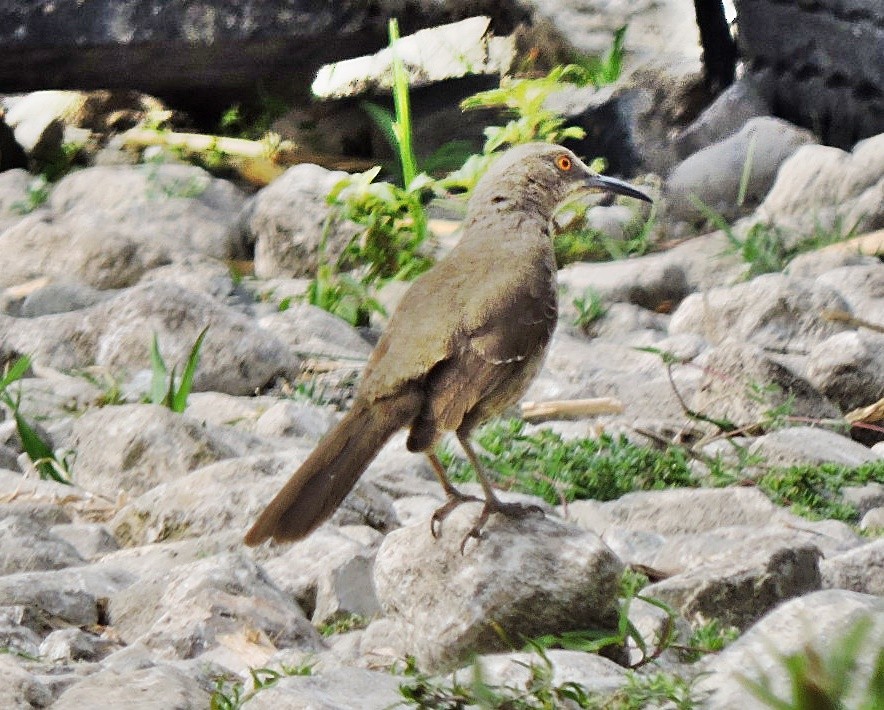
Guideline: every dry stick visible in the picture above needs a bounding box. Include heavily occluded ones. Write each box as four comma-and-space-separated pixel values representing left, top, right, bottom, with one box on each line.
821, 308, 884, 334
520, 397, 624, 422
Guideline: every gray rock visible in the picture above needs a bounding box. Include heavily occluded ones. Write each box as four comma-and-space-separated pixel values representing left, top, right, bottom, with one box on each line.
751, 134, 884, 238
644, 521, 861, 577
558, 229, 745, 312
820, 538, 884, 596
183, 391, 281, 431
373, 504, 623, 671
18, 281, 105, 317
814, 263, 884, 325
260, 526, 381, 623
246, 164, 359, 279
0, 168, 32, 222
568, 487, 786, 537
643, 543, 821, 629
0, 515, 84, 574
109, 451, 310, 546
0, 565, 133, 634
669, 272, 850, 351
0, 612, 43, 659
860, 507, 884, 530
49, 523, 119, 561
842, 483, 884, 516
676, 79, 770, 157
241, 666, 402, 710
39, 627, 117, 662
254, 400, 338, 442
697, 590, 884, 709
258, 302, 373, 361
0, 163, 248, 290
452, 649, 626, 695
108, 552, 322, 666
807, 331, 884, 413
0, 281, 296, 395
0, 655, 53, 710
52, 663, 210, 710
749, 427, 881, 467
67, 403, 244, 498
690, 341, 838, 429
665, 117, 815, 224
312, 551, 380, 626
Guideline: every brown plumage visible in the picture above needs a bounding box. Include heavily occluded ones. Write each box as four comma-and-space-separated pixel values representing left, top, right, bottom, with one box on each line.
245, 142, 652, 548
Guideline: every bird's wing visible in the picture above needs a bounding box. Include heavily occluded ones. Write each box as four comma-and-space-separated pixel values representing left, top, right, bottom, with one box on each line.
358, 221, 557, 401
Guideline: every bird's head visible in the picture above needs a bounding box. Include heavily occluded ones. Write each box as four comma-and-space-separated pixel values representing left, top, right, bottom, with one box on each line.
471, 143, 652, 221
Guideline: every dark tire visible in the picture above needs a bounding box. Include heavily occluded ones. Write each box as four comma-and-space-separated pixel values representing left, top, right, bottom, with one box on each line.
734, 0, 884, 147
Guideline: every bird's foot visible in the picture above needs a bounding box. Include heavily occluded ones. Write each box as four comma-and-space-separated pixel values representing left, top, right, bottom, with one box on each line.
460, 496, 545, 554
430, 490, 482, 538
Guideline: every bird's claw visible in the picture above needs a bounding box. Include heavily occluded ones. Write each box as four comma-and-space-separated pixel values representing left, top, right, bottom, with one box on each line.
459, 499, 545, 554
430, 490, 482, 538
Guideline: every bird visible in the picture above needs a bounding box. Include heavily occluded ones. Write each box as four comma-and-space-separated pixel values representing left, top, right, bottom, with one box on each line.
245, 142, 652, 549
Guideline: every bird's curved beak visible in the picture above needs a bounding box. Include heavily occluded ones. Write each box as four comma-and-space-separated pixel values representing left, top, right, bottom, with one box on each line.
585, 174, 653, 203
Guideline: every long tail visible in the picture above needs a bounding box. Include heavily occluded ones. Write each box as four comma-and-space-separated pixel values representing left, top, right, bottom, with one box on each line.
244, 392, 418, 545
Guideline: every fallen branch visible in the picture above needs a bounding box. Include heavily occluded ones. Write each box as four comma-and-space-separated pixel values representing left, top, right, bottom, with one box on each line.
521, 397, 624, 422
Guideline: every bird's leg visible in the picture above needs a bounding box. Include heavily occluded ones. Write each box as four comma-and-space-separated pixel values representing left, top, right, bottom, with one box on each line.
457, 433, 544, 552
426, 451, 481, 538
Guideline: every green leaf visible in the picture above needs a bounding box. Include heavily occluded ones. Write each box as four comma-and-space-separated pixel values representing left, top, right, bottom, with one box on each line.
149, 333, 168, 405
0, 355, 31, 393
172, 326, 208, 412
14, 410, 69, 484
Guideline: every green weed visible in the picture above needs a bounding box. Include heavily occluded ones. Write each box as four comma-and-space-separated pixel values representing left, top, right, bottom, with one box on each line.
0, 355, 71, 484
739, 615, 882, 710
317, 613, 368, 637
11, 175, 51, 214
210, 660, 315, 710
572, 288, 607, 333
148, 326, 208, 412
755, 459, 884, 523
440, 419, 699, 505
679, 618, 740, 663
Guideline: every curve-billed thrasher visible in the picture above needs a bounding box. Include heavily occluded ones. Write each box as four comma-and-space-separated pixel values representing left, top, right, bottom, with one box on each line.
245, 143, 652, 549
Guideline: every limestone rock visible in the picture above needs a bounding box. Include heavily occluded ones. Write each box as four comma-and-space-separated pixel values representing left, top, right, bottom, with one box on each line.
452, 649, 626, 695
0, 655, 52, 709
52, 664, 210, 710
241, 666, 402, 710
665, 117, 815, 224
108, 552, 322, 667
0, 281, 297, 395
246, 164, 359, 279
0, 163, 248, 290
748, 426, 881, 467
676, 79, 769, 157
0, 515, 84, 574
373, 504, 623, 671
751, 134, 884, 238
669, 272, 850, 350
807, 331, 884, 412
820, 538, 884, 596
68, 403, 244, 498
697, 590, 884, 709
689, 341, 838, 429
644, 543, 821, 629
261, 525, 381, 622
109, 451, 310, 546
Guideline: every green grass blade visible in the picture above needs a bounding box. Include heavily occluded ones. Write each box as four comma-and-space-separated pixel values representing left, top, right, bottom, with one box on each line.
388, 18, 418, 186
172, 326, 208, 412
0, 355, 31, 393
361, 101, 398, 159
149, 333, 168, 405
13, 410, 69, 484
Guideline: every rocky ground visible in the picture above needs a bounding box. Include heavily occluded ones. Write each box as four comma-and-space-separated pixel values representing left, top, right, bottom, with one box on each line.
0, 7, 883, 708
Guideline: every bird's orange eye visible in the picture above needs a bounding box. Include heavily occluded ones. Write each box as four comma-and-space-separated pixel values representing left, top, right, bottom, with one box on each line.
555, 154, 572, 171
